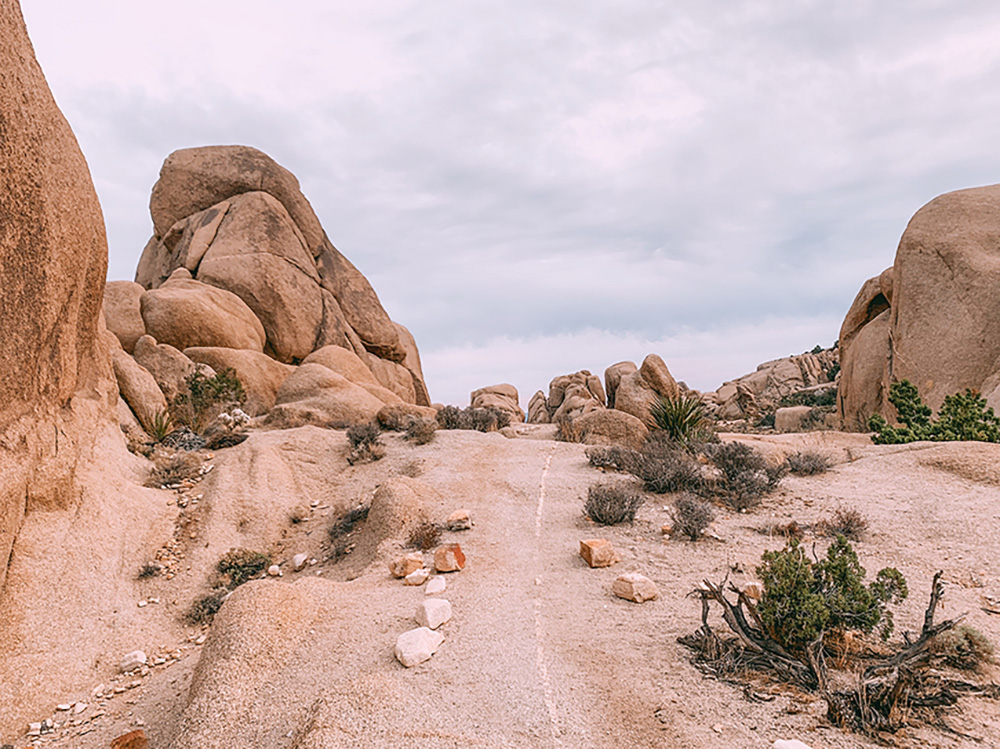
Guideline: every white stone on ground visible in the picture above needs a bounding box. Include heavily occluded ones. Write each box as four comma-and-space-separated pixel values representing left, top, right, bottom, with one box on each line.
394, 627, 445, 667
404, 568, 430, 586
612, 572, 659, 603
119, 650, 147, 672
425, 576, 447, 595
415, 599, 452, 629
773, 740, 813, 749
267, 564, 282, 577
292, 553, 308, 571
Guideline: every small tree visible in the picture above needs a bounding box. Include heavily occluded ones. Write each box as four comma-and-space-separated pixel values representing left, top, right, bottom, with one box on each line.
171, 367, 246, 434
869, 380, 1000, 444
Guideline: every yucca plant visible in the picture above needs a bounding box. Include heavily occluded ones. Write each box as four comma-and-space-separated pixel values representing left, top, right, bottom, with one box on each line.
650, 393, 712, 446
149, 408, 174, 442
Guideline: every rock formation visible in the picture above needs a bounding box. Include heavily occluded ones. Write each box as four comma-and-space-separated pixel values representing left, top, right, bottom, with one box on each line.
712, 349, 838, 422
470, 384, 524, 423
527, 370, 605, 424
613, 355, 680, 427
838, 184, 1000, 429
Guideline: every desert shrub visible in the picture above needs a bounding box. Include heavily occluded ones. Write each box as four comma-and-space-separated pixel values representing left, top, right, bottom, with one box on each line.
408, 521, 442, 551
171, 367, 246, 434
150, 409, 174, 442
185, 588, 227, 625
755, 411, 776, 429
585, 482, 644, 525
405, 417, 437, 445
779, 389, 837, 408
145, 450, 203, 488
705, 442, 785, 510
650, 393, 713, 446
787, 450, 831, 476
435, 405, 509, 432
827, 361, 840, 382
346, 422, 384, 464
757, 537, 907, 655
869, 380, 1000, 444
817, 507, 869, 541
585, 445, 639, 472
930, 624, 995, 672
137, 562, 162, 579
159, 426, 206, 451
217, 548, 271, 588
329, 505, 369, 540
629, 439, 704, 494
670, 494, 715, 541
436, 405, 463, 430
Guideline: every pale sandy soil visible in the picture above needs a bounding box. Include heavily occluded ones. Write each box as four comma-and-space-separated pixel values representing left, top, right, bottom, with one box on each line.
6, 428, 1000, 748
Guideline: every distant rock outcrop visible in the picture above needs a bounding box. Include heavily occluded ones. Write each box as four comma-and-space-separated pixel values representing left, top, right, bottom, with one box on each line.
839, 185, 1000, 429
527, 370, 605, 424
613, 355, 680, 427
712, 349, 837, 422
471, 384, 524, 424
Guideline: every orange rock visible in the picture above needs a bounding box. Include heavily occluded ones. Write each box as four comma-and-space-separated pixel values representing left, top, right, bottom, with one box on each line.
389, 552, 423, 578
110, 729, 149, 749
433, 543, 466, 572
580, 539, 618, 568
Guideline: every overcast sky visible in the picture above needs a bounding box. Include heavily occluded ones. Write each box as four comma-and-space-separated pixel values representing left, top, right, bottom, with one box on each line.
21, 1, 1000, 406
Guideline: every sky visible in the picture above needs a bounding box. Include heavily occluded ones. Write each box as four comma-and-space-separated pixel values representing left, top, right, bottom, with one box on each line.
21, 1, 1000, 406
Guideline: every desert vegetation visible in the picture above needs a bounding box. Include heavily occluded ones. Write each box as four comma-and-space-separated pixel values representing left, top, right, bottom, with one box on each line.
170, 367, 246, 434
346, 422, 385, 464
650, 392, 713, 446
869, 379, 1000, 444
436, 405, 511, 432
584, 482, 645, 525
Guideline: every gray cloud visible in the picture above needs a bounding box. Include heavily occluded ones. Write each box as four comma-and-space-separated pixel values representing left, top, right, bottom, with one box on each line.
22, 1, 1000, 404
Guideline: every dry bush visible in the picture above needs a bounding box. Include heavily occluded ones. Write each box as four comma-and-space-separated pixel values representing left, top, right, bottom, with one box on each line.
217, 548, 271, 588
585, 482, 644, 525
436, 405, 509, 432
185, 588, 227, 626
435, 405, 463, 430
817, 507, 869, 541
759, 519, 806, 539
408, 521, 442, 551
405, 417, 437, 445
628, 440, 704, 494
705, 442, 785, 511
329, 505, 370, 540
930, 624, 995, 672
346, 422, 384, 464
554, 415, 584, 443
787, 450, 831, 476
670, 494, 715, 541
137, 562, 163, 579
145, 450, 203, 488
399, 460, 423, 478
586, 445, 639, 472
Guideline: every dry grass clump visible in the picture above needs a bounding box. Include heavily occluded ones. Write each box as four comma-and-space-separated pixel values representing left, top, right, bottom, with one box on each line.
929, 624, 995, 672
436, 405, 510, 432
137, 562, 163, 579
759, 519, 806, 539
630, 440, 704, 495
329, 505, 370, 540
704, 442, 786, 511
670, 494, 715, 541
817, 507, 870, 541
185, 588, 228, 626
585, 482, 644, 525
145, 450, 203, 488
787, 450, 831, 476
408, 521, 443, 551
585, 445, 638, 471
346, 422, 385, 464
405, 417, 437, 445
217, 548, 271, 588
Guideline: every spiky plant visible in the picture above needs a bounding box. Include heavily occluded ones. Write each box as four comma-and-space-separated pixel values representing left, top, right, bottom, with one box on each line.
650, 393, 712, 446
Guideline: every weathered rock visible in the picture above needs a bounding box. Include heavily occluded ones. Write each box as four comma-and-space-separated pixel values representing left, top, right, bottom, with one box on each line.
376, 402, 438, 430
446, 509, 472, 531
530, 371, 606, 424
415, 598, 452, 629
433, 543, 466, 572
132, 334, 206, 402
404, 568, 430, 586
715, 348, 838, 421
394, 627, 445, 667
425, 577, 447, 596
774, 405, 820, 434
140, 276, 266, 352
291, 553, 308, 571
772, 741, 813, 749
394, 323, 432, 406
268, 363, 385, 428
302, 345, 380, 388
527, 391, 550, 423
110, 729, 149, 749
389, 552, 424, 579
267, 564, 282, 577
612, 572, 659, 603
183, 347, 294, 416
110, 339, 168, 433
614, 355, 680, 427
119, 650, 147, 673
366, 354, 417, 404
572, 409, 648, 451
471, 383, 524, 424
103, 281, 146, 353
605, 361, 637, 410
579, 539, 618, 568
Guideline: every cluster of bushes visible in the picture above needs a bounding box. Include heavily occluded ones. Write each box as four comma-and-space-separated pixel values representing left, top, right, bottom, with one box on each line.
869, 380, 1000, 444
170, 368, 247, 435
186, 547, 272, 625
436, 405, 511, 432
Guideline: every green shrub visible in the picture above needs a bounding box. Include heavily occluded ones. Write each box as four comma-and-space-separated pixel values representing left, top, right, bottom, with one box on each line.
217, 548, 271, 588
869, 380, 1000, 444
150, 409, 174, 442
585, 482, 644, 525
756, 537, 907, 656
171, 368, 246, 434
650, 393, 713, 446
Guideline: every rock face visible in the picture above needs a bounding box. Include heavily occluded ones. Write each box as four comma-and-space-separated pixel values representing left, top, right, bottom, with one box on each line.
0, 0, 115, 593
527, 371, 605, 424
838, 185, 1000, 428
572, 409, 648, 450
614, 355, 680, 427
471, 383, 524, 423
714, 349, 838, 422
102, 281, 146, 353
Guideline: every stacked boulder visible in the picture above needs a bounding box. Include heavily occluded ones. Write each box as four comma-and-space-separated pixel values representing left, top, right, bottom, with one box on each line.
470, 384, 524, 424
838, 184, 1000, 430
104, 146, 431, 432
527, 370, 606, 424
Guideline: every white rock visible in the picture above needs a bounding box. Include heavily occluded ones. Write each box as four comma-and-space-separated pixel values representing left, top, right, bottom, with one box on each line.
425, 577, 447, 595
292, 553, 308, 571
119, 650, 147, 672
28, 722, 41, 736
404, 568, 430, 586
773, 741, 813, 749
267, 564, 282, 577
72, 702, 88, 714
56, 704, 71, 712
415, 598, 452, 630
394, 627, 445, 667
612, 572, 660, 603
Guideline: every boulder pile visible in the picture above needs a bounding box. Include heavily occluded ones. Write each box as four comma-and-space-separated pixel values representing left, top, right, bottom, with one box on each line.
104, 146, 431, 432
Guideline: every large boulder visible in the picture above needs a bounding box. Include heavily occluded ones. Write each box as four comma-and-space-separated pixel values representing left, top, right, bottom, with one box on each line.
528, 371, 605, 424
572, 409, 648, 451
102, 280, 146, 353
471, 384, 524, 424
394, 323, 431, 406
132, 334, 207, 403
302, 345, 380, 388
184, 347, 295, 416
366, 354, 418, 404
837, 275, 891, 429
613, 355, 680, 427
604, 361, 636, 409
714, 349, 838, 421
140, 274, 266, 352
110, 339, 168, 433
268, 363, 385, 428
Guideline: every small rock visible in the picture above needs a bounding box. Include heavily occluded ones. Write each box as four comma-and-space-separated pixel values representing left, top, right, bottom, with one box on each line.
195, 634, 207, 645
433, 543, 466, 572
425, 576, 447, 595
55, 704, 71, 711
72, 702, 88, 714
119, 650, 147, 672
415, 598, 453, 629
446, 509, 472, 531
712, 723, 724, 733
91, 683, 107, 698
267, 564, 282, 577
137, 600, 147, 608
110, 729, 150, 749
292, 553, 308, 571
579, 539, 618, 568
742, 581, 764, 600
394, 627, 445, 667
660, 523, 672, 535
612, 572, 660, 603
773, 741, 813, 749
389, 552, 424, 578
404, 568, 430, 586
27, 722, 41, 736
